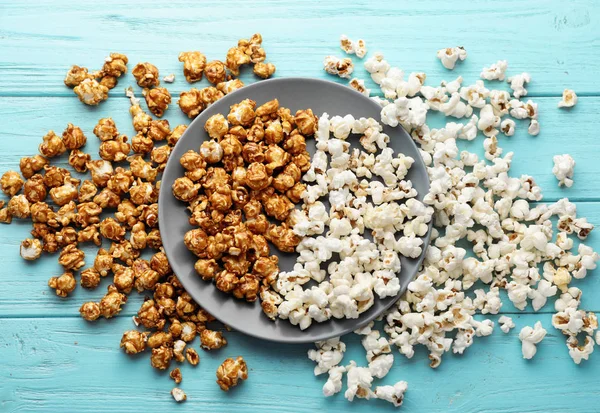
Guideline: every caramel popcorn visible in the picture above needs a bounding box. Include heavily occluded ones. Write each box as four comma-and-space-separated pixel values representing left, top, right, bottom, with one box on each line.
294, 109, 317, 135
144, 87, 171, 117
186, 348, 200, 366
62, 123, 87, 149
68, 150, 91, 173
64, 65, 92, 87
99, 135, 131, 162
148, 331, 173, 349
168, 124, 187, 147
217, 79, 244, 95
178, 88, 204, 118
239, 33, 266, 64
49, 177, 79, 206
94, 248, 113, 277
23, 174, 47, 203
20, 238, 43, 261
99, 285, 127, 318
39, 130, 66, 158
58, 244, 85, 270
151, 346, 173, 370
101, 53, 129, 85
130, 104, 152, 133
77, 225, 101, 246
1, 170, 24, 197
121, 330, 148, 354
204, 60, 227, 84
79, 267, 101, 289
170, 368, 182, 384
20, 155, 48, 179
87, 160, 113, 187
93, 118, 119, 142
200, 329, 227, 350
178, 51, 207, 83
227, 99, 256, 127
132, 62, 160, 88
253, 62, 276, 79
74, 78, 109, 105
79, 301, 101, 321
147, 119, 171, 142
8, 194, 31, 219
48, 272, 76, 297
132, 132, 154, 154
216, 356, 248, 391
0, 201, 11, 224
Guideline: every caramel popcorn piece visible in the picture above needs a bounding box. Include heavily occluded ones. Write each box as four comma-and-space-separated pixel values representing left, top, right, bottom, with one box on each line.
294, 109, 317, 135
20, 155, 48, 179
132, 62, 160, 88
178, 51, 207, 83
204, 60, 227, 84
58, 244, 85, 271
227, 99, 256, 127
62, 123, 87, 150
200, 329, 227, 350
186, 348, 200, 366
170, 368, 182, 384
253, 62, 276, 79
64, 65, 92, 87
217, 79, 244, 95
120, 330, 148, 354
99, 135, 131, 162
101, 53, 129, 86
216, 356, 248, 391
178, 88, 204, 119
143, 87, 171, 117
129, 104, 152, 133
20, 238, 43, 261
151, 345, 173, 370
8, 194, 31, 219
74, 78, 109, 105
48, 272, 76, 297
147, 119, 171, 142
68, 149, 91, 173
49, 177, 79, 206
1, 170, 24, 197
131, 132, 154, 154
79, 301, 101, 321
148, 331, 173, 349
93, 118, 119, 142
94, 248, 113, 277
99, 285, 128, 318
168, 124, 187, 146
39, 130, 66, 158
23, 174, 47, 203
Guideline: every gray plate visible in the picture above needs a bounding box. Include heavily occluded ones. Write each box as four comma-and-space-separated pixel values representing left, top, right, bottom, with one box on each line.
159, 77, 431, 343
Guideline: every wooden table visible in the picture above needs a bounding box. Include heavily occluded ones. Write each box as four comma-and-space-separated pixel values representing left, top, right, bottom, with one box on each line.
1, 1, 599, 411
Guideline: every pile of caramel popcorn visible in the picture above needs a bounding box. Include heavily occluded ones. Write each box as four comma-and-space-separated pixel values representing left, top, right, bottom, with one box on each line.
172, 98, 316, 314
1, 34, 276, 402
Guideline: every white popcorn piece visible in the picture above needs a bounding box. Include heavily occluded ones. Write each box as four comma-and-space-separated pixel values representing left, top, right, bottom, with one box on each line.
340, 35, 367, 58
528, 119, 540, 136
459, 81, 489, 108
567, 336, 594, 365
323, 56, 354, 79
518, 321, 547, 359
498, 315, 515, 333
323, 365, 346, 397
481, 60, 508, 81
595, 331, 600, 346
558, 89, 578, 108
349, 78, 371, 96
552, 154, 575, 187
308, 337, 346, 375
436, 46, 467, 70
344, 361, 374, 401
374, 381, 408, 407
125, 86, 140, 106
364, 52, 390, 85
500, 119, 516, 137
163, 73, 175, 83
477, 105, 500, 137
507, 72, 531, 99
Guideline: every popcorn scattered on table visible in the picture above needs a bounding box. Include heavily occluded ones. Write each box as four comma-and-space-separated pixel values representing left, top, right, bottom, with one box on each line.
436, 46, 467, 70
171, 387, 187, 402
481, 60, 508, 81
163, 73, 176, 83
499, 316, 515, 333
519, 322, 547, 359
507, 72, 531, 99
558, 89, 578, 108
323, 56, 354, 78
552, 154, 575, 187
340, 35, 367, 58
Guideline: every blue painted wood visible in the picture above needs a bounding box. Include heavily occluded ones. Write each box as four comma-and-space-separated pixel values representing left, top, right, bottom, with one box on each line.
1, 0, 600, 411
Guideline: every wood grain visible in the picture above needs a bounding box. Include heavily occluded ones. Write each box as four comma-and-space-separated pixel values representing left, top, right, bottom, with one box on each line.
1, 0, 600, 411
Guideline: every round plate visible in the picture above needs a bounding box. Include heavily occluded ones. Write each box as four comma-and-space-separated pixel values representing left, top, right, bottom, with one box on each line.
159, 77, 431, 343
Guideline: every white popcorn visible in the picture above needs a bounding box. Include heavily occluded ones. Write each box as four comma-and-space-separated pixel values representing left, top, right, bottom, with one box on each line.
436, 46, 467, 70
500, 119, 516, 136
364, 52, 390, 84
163, 73, 175, 83
558, 89, 578, 108
308, 337, 346, 375
374, 381, 408, 407
518, 321, 547, 359
344, 361, 374, 401
528, 119, 540, 136
459, 81, 489, 108
125, 86, 140, 106
498, 316, 515, 333
552, 154, 575, 187
340, 35, 367, 58
477, 105, 500, 137
481, 60, 508, 81
567, 336, 594, 365
323, 56, 354, 79
323, 365, 346, 396
349, 78, 371, 96
507, 72, 531, 99
441, 93, 473, 118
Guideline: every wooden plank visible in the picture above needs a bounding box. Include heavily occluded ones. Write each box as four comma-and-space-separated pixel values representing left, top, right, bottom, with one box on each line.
0, 95, 600, 316
0, 0, 598, 96
1, 314, 598, 412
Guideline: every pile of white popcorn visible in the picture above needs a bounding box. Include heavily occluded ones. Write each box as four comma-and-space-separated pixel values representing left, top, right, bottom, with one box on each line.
309, 35, 598, 407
